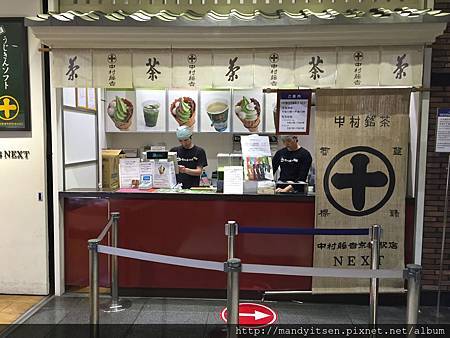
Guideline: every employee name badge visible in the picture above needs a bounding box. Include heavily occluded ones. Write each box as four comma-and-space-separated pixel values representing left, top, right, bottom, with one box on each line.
153, 161, 177, 188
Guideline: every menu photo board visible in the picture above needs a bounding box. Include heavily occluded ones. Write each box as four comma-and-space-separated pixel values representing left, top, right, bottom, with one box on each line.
435, 108, 450, 153
275, 89, 312, 135
0, 18, 31, 131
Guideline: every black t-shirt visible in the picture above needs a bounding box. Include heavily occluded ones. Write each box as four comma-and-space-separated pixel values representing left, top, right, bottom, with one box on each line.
272, 147, 312, 189
169, 145, 208, 189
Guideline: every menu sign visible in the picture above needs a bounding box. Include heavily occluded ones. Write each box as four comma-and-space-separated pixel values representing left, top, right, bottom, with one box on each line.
436, 108, 450, 153
0, 19, 31, 131
276, 89, 311, 135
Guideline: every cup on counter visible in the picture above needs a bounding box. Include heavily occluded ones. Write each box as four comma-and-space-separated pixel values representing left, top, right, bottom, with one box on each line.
142, 100, 160, 127
206, 100, 229, 132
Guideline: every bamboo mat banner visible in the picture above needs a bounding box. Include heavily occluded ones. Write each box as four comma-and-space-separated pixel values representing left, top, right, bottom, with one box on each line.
313, 88, 410, 293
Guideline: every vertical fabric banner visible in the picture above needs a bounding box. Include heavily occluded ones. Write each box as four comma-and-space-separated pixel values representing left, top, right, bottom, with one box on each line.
295, 48, 337, 87
254, 49, 294, 88
52, 49, 93, 88
132, 49, 172, 89
213, 50, 253, 88
172, 49, 212, 89
380, 47, 423, 87
336, 48, 380, 87
93, 50, 132, 89
313, 88, 410, 293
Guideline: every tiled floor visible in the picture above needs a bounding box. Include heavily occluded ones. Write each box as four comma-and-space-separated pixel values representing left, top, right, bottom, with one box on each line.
2, 296, 450, 337
0, 295, 44, 325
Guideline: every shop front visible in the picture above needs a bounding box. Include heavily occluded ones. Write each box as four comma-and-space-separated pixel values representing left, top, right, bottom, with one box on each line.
25, 2, 449, 296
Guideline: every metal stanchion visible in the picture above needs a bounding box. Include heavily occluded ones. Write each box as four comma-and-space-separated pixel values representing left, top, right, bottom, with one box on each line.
225, 221, 238, 260
369, 224, 381, 326
88, 239, 100, 337
225, 258, 241, 338
406, 264, 422, 325
102, 212, 131, 312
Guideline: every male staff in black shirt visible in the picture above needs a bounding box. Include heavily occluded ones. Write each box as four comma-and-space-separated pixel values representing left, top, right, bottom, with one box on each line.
272, 135, 312, 193
170, 126, 208, 189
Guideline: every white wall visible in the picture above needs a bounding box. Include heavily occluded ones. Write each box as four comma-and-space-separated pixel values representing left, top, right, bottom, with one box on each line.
0, 1, 49, 294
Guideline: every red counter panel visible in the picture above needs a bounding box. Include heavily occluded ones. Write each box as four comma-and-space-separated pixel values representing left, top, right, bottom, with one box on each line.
64, 196, 414, 291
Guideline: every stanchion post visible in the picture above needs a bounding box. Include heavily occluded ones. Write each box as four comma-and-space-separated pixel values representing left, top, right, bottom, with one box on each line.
225, 258, 241, 338
369, 224, 381, 325
406, 264, 422, 325
111, 212, 120, 306
225, 221, 238, 260
88, 239, 100, 329
101, 212, 131, 313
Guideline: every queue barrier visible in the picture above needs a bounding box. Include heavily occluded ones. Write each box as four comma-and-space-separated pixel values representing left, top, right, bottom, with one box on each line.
88, 214, 421, 338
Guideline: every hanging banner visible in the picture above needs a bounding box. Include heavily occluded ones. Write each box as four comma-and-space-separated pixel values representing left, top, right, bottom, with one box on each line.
0, 19, 31, 131
132, 49, 171, 89
51, 47, 424, 89
172, 49, 212, 89
254, 49, 294, 88
93, 50, 132, 89
295, 48, 337, 87
336, 48, 380, 87
52, 49, 93, 88
213, 50, 253, 88
380, 47, 423, 87
313, 88, 410, 293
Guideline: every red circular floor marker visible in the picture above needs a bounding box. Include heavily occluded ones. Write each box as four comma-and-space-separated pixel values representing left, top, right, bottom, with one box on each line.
220, 302, 277, 327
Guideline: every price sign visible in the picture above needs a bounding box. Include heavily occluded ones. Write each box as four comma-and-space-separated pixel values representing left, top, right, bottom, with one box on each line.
276, 89, 311, 135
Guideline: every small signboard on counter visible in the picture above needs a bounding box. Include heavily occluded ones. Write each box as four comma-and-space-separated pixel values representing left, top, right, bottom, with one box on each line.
276, 89, 311, 135
223, 166, 244, 194
119, 158, 140, 188
436, 108, 450, 153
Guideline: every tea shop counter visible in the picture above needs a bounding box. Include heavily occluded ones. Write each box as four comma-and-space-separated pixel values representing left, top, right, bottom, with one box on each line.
60, 189, 414, 292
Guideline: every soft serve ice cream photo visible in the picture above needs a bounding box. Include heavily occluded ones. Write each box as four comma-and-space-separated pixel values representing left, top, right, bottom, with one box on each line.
234, 93, 262, 132
170, 97, 196, 127
106, 95, 134, 131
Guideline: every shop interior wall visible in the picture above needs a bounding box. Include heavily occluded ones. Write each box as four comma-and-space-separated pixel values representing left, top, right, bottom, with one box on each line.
0, 0, 49, 294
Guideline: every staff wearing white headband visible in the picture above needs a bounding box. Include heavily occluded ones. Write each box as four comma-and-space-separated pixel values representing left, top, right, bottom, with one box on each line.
170, 126, 208, 189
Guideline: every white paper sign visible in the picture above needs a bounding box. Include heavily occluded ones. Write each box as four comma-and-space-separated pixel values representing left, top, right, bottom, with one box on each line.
52, 49, 93, 88
380, 47, 423, 86
119, 158, 141, 188
172, 50, 212, 89
240, 134, 271, 157
153, 162, 177, 188
213, 50, 253, 88
254, 49, 295, 88
93, 50, 132, 88
224, 166, 244, 194
139, 161, 154, 189
295, 48, 337, 87
132, 50, 172, 88
436, 108, 450, 153
336, 48, 380, 87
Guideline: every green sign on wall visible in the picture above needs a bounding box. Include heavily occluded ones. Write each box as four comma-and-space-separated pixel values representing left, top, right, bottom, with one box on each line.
0, 18, 31, 131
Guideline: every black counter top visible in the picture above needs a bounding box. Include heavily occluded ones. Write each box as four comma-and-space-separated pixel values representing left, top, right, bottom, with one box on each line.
59, 188, 316, 202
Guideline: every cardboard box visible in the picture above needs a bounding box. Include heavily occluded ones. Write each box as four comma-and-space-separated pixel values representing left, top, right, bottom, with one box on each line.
102, 149, 125, 190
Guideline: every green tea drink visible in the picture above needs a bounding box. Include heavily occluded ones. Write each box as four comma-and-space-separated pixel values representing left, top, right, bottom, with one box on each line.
206, 101, 229, 132
143, 101, 159, 127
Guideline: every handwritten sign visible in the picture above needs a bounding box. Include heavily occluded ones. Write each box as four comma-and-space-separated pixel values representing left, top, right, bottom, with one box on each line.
276, 89, 311, 135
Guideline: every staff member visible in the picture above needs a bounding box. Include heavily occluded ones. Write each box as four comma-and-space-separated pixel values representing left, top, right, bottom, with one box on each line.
170, 126, 208, 189
272, 135, 312, 193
